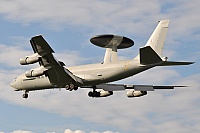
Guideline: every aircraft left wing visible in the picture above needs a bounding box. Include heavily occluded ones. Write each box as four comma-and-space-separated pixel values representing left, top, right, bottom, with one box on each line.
81, 84, 187, 98
28, 35, 83, 86
95, 84, 186, 91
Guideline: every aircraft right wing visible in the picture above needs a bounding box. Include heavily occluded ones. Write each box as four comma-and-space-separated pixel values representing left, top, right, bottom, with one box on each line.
29, 35, 83, 86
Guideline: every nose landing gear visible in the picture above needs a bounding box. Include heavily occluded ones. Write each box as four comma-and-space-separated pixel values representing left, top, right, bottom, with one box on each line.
22, 91, 29, 99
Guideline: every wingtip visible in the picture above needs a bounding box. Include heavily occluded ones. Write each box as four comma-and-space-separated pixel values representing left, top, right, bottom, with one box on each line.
184, 62, 195, 65
190, 62, 195, 64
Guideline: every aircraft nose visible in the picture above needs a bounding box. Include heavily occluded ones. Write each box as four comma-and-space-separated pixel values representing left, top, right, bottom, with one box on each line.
10, 81, 14, 87
10, 80, 16, 88
10, 78, 20, 90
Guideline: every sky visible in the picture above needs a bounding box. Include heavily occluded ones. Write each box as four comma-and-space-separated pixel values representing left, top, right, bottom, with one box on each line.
0, 0, 200, 133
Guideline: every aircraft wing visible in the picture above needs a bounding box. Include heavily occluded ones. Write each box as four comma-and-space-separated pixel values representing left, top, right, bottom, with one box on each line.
94, 84, 187, 91
80, 84, 186, 98
30, 35, 83, 85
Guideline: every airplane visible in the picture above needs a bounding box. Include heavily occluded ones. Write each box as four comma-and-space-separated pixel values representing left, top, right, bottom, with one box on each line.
10, 19, 194, 99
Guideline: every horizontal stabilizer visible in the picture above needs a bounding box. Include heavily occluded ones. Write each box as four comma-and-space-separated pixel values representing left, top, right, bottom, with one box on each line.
140, 46, 162, 65
159, 61, 194, 66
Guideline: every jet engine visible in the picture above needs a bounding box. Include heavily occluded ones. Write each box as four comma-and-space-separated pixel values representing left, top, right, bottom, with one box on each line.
88, 89, 113, 97
25, 66, 47, 78
20, 53, 41, 65
127, 90, 147, 98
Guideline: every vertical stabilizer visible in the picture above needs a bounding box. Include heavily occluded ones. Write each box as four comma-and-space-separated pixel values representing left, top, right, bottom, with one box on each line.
145, 19, 169, 56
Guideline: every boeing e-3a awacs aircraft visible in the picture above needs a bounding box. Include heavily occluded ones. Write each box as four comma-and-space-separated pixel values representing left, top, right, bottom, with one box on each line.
10, 19, 194, 99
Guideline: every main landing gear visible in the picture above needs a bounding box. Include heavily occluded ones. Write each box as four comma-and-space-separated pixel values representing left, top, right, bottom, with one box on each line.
65, 84, 78, 91
88, 86, 100, 97
88, 91, 100, 97
22, 91, 29, 99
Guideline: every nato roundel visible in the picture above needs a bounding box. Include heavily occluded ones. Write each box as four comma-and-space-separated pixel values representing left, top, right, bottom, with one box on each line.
90, 34, 134, 49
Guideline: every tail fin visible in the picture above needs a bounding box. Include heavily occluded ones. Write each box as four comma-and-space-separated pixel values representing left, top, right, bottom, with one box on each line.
145, 19, 169, 56
136, 19, 194, 66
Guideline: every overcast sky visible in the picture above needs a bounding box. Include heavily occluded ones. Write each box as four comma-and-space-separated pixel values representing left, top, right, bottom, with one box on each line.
0, 0, 200, 133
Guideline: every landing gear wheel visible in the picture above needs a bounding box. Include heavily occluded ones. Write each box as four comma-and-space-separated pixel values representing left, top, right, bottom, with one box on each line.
65, 84, 79, 91
65, 84, 70, 90
22, 93, 28, 99
88, 91, 93, 97
74, 85, 78, 91
88, 91, 100, 97
69, 84, 74, 91
93, 91, 100, 97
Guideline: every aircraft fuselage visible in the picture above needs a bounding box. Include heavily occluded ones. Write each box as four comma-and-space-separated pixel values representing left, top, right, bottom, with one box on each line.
11, 57, 155, 91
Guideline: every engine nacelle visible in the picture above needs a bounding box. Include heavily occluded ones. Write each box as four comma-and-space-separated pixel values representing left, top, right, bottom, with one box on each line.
88, 89, 113, 97
127, 90, 147, 98
99, 90, 113, 97
20, 53, 40, 65
25, 66, 47, 78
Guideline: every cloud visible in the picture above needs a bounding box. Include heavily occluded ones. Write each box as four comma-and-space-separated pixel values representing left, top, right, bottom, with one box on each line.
11, 130, 34, 133
0, 0, 199, 36
0, 0, 165, 35
64, 129, 85, 133
0, 0, 158, 28
90, 131, 119, 133
0, 44, 31, 68
1, 129, 120, 133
